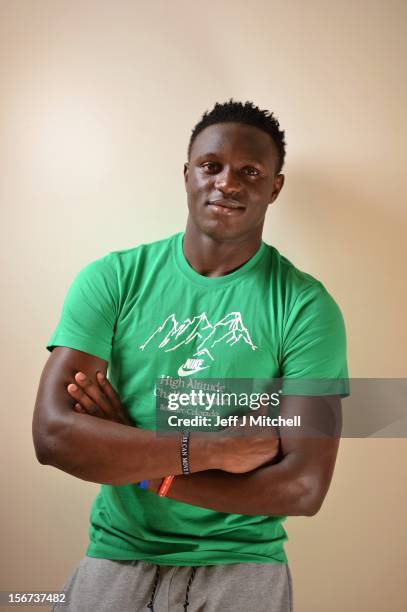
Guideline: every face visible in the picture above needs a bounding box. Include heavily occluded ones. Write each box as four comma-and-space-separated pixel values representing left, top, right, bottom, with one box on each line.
184, 122, 284, 243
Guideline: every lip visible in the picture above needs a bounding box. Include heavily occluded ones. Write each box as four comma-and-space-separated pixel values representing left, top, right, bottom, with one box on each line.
206, 201, 246, 217
207, 199, 246, 210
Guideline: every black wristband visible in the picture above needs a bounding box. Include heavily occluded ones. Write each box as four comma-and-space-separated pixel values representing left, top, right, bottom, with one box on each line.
180, 431, 191, 475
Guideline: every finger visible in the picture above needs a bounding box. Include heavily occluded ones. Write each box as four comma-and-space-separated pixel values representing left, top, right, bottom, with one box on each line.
67, 383, 106, 418
74, 402, 87, 414
74, 372, 118, 421
96, 372, 131, 425
96, 371, 120, 405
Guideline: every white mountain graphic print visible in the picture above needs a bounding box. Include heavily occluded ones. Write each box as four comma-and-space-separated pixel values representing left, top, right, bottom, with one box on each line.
139, 311, 257, 376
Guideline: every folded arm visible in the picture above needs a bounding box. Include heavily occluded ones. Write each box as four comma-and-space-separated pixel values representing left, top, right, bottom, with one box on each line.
32, 347, 217, 484
156, 406, 341, 516
32, 347, 279, 485
36, 356, 341, 517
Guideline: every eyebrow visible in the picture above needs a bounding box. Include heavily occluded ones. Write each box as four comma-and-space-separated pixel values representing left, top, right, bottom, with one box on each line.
194, 153, 266, 167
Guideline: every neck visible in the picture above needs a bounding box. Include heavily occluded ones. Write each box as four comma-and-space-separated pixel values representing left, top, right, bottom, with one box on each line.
182, 217, 263, 277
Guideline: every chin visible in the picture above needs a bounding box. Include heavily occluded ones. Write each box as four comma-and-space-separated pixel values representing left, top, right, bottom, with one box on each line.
188, 208, 253, 242
200, 222, 247, 243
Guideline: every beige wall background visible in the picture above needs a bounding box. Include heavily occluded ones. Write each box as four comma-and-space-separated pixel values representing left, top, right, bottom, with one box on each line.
1, 0, 406, 610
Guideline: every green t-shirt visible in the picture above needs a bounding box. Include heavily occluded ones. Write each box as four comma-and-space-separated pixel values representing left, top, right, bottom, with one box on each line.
47, 232, 348, 565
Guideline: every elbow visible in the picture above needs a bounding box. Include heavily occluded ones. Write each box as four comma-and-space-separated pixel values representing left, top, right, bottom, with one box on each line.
32, 421, 52, 465
301, 496, 323, 517
294, 475, 326, 517
32, 413, 74, 467
300, 484, 326, 517
34, 441, 51, 465
32, 428, 59, 466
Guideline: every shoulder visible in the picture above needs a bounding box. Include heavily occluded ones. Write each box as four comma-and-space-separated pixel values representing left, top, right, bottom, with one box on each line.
110, 233, 178, 260
78, 233, 179, 278
107, 232, 179, 271
265, 242, 326, 298
263, 243, 345, 328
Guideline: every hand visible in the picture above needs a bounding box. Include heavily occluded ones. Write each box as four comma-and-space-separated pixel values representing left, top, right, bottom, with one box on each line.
67, 371, 132, 426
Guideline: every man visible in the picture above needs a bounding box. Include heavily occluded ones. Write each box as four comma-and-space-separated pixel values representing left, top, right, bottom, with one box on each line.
33, 99, 348, 611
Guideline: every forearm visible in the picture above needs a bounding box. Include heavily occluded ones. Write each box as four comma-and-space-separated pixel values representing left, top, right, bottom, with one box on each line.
159, 457, 317, 516
39, 413, 216, 485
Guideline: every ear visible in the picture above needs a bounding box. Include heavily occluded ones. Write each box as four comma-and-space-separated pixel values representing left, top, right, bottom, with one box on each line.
270, 174, 285, 203
184, 162, 189, 193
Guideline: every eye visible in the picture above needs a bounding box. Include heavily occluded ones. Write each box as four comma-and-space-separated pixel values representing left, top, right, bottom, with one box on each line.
243, 167, 260, 176
201, 162, 220, 172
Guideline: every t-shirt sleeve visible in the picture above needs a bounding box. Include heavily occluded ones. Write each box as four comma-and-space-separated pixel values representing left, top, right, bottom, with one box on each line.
46, 253, 119, 362
280, 282, 349, 396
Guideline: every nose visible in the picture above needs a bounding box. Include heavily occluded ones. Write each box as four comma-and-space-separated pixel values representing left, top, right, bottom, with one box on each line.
214, 166, 241, 195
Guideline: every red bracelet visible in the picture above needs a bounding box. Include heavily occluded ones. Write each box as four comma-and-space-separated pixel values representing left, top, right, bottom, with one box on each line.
158, 475, 174, 497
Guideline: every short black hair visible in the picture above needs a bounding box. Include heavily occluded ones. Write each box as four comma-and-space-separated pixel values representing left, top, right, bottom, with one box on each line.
187, 98, 286, 174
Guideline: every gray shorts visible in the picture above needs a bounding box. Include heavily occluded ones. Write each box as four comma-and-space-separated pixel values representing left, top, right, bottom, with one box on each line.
52, 555, 293, 612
